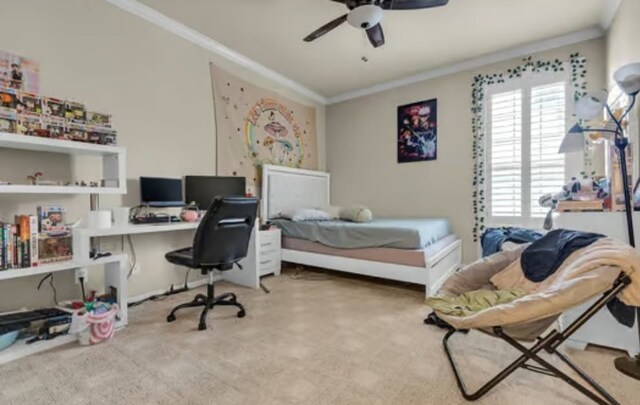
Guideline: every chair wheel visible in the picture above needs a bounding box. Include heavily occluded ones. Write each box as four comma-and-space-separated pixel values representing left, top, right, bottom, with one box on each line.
198, 322, 207, 331
167, 314, 176, 323
237, 310, 246, 318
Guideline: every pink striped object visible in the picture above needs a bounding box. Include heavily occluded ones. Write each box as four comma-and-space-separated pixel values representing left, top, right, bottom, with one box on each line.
86, 305, 118, 345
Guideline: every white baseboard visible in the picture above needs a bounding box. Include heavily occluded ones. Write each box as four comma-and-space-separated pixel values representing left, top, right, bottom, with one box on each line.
127, 274, 222, 304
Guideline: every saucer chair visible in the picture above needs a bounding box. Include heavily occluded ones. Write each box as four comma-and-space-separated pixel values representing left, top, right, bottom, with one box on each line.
432, 240, 640, 405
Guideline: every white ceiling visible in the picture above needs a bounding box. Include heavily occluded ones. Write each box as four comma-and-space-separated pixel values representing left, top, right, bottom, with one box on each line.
137, 0, 611, 100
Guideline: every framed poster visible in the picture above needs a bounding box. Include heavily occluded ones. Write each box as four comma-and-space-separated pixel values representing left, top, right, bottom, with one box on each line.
397, 98, 437, 163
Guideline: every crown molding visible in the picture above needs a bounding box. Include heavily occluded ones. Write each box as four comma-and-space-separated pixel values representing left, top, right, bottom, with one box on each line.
600, 0, 622, 29
327, 27, 605, 104
104, 0, 328, 105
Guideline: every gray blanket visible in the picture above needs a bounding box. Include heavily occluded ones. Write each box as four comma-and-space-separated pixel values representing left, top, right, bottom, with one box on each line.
271, 218, 450, 249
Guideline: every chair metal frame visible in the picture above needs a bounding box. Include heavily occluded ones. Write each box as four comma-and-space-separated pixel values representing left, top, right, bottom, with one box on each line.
442, 273, 632, 405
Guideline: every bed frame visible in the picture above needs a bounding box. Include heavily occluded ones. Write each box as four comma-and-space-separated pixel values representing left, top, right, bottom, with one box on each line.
261, 164, 462, 297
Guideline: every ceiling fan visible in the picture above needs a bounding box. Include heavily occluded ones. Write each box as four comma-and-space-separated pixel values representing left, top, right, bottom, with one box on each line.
303, 0, 449, 48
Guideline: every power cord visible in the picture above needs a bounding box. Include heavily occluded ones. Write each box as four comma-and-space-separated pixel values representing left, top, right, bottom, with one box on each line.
128, 269, 193, 308
126, 234, 137, 279
37, 272, 58, 305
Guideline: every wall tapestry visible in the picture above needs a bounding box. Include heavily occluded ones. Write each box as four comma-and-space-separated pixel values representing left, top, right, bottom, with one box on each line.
210, 65, 317, 192
471, 54, 588, 242
397, 98, 437, 163
0, 51, 40, 93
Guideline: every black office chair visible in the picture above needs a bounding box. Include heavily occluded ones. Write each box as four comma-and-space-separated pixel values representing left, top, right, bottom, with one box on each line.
165, 196, 258, 330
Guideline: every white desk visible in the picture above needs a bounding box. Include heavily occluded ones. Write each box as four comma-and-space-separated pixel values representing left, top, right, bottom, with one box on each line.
75, 220, 266, 292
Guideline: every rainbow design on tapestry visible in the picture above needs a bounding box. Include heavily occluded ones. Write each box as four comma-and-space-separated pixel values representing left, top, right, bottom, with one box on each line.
244, 98, 304, 167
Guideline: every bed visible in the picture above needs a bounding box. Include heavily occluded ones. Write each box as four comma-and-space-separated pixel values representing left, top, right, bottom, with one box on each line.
261, 165, 462, 297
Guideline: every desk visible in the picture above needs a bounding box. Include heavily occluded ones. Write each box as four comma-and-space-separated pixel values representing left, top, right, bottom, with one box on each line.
75, 220, 266, 294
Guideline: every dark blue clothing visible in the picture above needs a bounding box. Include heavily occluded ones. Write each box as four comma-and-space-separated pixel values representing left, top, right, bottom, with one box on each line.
521, 229, 604, 282
481, 227, 543, 257
520, 229, 634, 327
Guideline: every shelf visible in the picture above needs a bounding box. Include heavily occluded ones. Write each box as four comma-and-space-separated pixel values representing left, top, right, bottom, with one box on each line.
0, 132, 124, 156
0, 184, 125, 195
0, 319, 126, 365
0, 334, 77, 365
0, 254, 127, 281
78, 222, 200, 237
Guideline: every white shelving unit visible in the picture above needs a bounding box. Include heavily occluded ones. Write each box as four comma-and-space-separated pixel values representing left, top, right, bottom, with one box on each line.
0, 132, 127, 194
0, 254, 126, 282
0, 132, 129, 363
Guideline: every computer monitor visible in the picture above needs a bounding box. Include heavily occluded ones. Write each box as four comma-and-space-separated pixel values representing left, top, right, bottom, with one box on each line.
140, 177, 184, 207
185, 176, 246, 209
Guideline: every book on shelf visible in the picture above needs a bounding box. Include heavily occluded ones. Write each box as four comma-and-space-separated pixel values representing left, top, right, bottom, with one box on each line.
556, 199, 604, 212
0, 215, 38, 270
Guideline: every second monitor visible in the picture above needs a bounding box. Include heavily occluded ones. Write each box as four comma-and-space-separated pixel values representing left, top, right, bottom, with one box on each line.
185, 176, 246, 210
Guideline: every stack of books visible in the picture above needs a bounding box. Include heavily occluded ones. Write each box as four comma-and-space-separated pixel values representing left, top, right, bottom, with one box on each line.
0, 205, 73, 270
0, 214, 38, 269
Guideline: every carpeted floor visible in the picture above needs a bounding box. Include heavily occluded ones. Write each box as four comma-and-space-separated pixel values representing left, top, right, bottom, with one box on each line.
0, 268, 638, 405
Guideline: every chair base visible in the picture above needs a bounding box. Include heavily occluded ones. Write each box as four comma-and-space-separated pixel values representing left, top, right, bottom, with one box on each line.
166, 273, 245, 331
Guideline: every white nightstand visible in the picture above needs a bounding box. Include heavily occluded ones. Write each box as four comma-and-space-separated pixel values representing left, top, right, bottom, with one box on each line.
258, 228, 281, 276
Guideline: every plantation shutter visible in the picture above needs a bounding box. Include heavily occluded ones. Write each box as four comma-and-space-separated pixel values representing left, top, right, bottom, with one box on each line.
489, 89, 522, 217
530, 82, 566, 217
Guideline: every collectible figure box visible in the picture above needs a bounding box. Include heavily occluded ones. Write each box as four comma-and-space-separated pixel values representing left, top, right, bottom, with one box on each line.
66, 122, 87, 142
17, 114, 45, 136
43, 96, 66, 119
17, 92, 42, 115
0, 87, 17, 110
0, 108, 16, 133
38, 233, 72, 264
38, 205, 67, 235
65, 100, 86, 123
44, 118, 66, 139
87, 111, 111, 128
87, 126, 117, 145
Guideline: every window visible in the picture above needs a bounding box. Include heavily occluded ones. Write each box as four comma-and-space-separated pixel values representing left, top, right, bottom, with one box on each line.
487, 80, 568, 226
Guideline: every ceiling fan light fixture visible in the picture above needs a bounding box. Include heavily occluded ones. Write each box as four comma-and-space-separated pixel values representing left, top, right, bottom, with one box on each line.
347, 4, 383, 29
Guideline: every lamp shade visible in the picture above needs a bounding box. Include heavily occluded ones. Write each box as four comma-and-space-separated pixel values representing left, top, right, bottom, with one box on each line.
614, 63, 640, 96
575, 90, 608, 120
559, 125, 585, 154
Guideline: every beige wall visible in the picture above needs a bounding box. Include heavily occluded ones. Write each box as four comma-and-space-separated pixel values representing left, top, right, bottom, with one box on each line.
326, 39, 606, 264
606, 0, 640, 82
0, 0, 325, 311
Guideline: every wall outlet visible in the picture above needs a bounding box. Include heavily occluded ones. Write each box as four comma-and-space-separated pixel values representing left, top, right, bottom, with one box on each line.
75, 268, 88, 284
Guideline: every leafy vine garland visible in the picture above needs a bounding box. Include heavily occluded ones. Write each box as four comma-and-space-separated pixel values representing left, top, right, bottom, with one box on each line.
471, 53, 588, 242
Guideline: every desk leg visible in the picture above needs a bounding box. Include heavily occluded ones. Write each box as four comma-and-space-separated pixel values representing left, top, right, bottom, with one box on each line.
104, 258, 128, 326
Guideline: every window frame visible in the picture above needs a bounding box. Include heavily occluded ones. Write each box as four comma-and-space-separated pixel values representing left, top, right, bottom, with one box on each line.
485, 71, 578, 229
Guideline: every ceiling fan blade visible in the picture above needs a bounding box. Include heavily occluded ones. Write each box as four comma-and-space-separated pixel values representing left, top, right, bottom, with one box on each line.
304, 14, 348, 42
381, 0, 449, 10
366, 23, 385, 48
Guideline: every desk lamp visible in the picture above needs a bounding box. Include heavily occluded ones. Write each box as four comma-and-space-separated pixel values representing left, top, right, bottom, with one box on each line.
559, 62, 640, 380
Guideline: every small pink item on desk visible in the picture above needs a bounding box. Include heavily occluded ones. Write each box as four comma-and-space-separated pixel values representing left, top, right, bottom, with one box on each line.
180, 209, 199, 222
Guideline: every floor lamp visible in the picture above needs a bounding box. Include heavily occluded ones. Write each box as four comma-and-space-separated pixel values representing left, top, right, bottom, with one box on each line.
559, 62, 640, 380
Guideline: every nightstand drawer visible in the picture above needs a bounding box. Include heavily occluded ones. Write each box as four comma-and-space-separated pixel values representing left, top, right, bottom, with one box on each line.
260, 234, 280, 248
260, 249, 280, 263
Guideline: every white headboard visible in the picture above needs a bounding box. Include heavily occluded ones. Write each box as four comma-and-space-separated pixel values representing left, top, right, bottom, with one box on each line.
261, 165, 330, 223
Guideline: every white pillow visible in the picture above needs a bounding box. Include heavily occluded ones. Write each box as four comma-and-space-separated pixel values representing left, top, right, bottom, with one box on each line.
280, 208, 332, 222
319, 205, 341, 220
339, 206, 373, 223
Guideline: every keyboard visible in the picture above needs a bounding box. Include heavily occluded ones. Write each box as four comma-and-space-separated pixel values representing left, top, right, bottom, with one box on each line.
0, 308, 72, 327
131, 215, 180, 225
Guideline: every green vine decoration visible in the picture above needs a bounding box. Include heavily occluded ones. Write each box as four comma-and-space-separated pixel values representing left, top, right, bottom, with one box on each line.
471, 53, 588, 242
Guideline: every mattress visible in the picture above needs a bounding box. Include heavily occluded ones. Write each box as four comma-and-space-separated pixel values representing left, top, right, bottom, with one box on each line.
282, 234, 459, 268
271, 218, 450, 249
